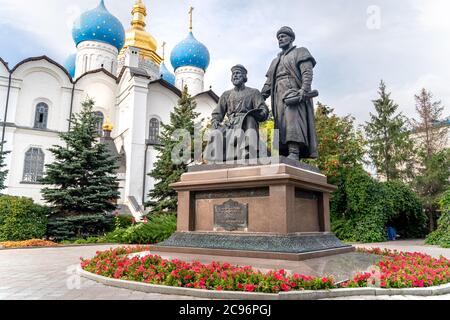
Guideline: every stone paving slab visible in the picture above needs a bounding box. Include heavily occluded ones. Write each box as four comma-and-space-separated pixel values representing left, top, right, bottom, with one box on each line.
0, 242, 449, 300
354, 240, 450, 259
0, 245, 204, 300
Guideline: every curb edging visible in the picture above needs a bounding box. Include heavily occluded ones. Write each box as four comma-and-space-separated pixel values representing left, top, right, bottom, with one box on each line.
78, 267, 450, 300
0, 243, 120, 251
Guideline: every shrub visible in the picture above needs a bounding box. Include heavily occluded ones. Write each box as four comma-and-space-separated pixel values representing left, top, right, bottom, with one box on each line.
103, 214, 176, 244
331, 167, 389, 242
0, 196, 49, 241
114, 214, 134, 229
46, 213, 115, 241
331, 167, 426, 243
426, 189, 450, 248
384, 181, 427, 239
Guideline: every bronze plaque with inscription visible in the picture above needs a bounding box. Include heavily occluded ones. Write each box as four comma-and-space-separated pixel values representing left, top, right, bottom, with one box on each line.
214, 199, 248, 231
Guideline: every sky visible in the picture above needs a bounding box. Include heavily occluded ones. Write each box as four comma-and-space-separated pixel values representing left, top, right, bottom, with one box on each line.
0, 0, 449, 124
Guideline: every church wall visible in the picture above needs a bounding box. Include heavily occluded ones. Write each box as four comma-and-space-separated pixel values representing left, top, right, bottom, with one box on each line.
0, 61, 9, 122
142, 83, 180, 203
6, 128, 59, 204
10, 60, 73, 132
194, 95, 216, 126
121, 76, 151, 210
75, 72, 118, 136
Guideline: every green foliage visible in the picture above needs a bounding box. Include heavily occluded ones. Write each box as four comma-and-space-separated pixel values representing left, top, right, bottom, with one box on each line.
307, 103, 366, 181
331, 167, 426, 243
114, 214, 134, 229
0, 196, 49, 241
0, 141, 9, 192
384, 181, 427, 238
60, 237, 105, 245
146, 87, 200, 213
259, 119, 275, 155
41, 99, 120, 216
46, 214, 115, 241
103, 214, 176, 244
364, 81, 415, 182
426, 189, 450, 248
414, 149, 450, 231
411, 88, 448, 159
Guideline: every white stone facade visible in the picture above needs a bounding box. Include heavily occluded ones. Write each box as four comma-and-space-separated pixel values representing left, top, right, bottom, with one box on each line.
75, 41, 119, 79
0, 56, 217, 218
175, 66, 205, 96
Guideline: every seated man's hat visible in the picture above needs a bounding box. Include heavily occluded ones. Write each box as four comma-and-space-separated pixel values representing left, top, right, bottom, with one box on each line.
231, 64, 248, 74
277, 26, 296, 40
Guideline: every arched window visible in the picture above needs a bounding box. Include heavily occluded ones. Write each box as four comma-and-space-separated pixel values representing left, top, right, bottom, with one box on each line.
22, 148, 45, 183
148, 118, 160, 145
34, 103, 49, 129
93, 111, 104, 136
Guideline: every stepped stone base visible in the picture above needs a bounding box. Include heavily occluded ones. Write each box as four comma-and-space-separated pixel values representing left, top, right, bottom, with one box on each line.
152, 232, 354, 261
155, 161, 353, 261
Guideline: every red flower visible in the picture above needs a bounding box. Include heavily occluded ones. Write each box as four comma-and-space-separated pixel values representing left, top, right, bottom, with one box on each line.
244, 284, 256, 292
280, 283, 291, 292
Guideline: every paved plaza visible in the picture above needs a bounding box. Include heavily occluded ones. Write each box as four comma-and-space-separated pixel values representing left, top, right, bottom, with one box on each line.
0, 241, 448, 300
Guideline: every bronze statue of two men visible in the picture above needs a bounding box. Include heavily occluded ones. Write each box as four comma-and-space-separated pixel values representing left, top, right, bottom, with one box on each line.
210, 26, 319, 162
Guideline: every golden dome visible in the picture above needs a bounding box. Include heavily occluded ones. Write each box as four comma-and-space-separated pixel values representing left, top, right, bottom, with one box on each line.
119, 0, 162, 65
102, 118, 114, 132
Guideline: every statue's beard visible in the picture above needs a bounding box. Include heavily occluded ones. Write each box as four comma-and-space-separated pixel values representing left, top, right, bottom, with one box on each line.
232, 79, 244, 86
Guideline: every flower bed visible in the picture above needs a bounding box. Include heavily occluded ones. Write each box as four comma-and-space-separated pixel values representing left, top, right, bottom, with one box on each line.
0, 239, 59, 248
344, 248, 450, 288
81, 247, 334, 293
80, 247, 450, 293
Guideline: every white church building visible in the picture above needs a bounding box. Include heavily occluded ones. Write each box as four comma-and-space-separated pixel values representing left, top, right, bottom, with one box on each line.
0, 0, 219, 217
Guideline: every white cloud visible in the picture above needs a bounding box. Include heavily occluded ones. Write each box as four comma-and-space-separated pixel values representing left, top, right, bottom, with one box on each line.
0, 0, 449, 122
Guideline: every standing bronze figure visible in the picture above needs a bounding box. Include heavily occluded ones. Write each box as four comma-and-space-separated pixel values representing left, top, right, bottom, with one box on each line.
262, 26, 319, 160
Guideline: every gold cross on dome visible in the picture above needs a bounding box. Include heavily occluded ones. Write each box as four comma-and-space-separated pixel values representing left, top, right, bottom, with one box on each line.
189, 6, 194, 31
162, 41, 166, 60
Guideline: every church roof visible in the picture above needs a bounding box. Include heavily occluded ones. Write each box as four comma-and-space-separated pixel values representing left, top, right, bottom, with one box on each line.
72, 0, 125, 51
170, 32, 210, 71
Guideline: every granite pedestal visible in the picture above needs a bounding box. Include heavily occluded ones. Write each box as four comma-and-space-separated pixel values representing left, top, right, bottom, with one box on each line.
151, 158, 354, 261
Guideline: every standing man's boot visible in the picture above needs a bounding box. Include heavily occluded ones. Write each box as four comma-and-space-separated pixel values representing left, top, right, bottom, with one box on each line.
287, 142, 300, 161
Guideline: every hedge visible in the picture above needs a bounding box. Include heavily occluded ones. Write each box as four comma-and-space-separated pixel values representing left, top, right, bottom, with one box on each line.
0, 195, 49, 241
331, 167, 426, 243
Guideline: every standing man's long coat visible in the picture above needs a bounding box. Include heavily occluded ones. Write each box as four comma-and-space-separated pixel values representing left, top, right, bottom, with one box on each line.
262, 46, 319, 159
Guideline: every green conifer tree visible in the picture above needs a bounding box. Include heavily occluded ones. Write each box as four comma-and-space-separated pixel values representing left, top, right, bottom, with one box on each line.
147, 87, 200, 214
41, 99, 119, 216
365, 81, 415, 182
0, 141, 9, 192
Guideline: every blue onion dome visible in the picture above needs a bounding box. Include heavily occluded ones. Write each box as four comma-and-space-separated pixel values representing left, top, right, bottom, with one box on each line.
170, 32, 210, 71
159, 62, 175, 86
72, 0, 125, 51
63, 54, 77, 78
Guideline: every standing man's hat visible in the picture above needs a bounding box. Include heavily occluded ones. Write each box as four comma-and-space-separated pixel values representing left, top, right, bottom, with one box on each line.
231, 64, 248, 74
277, 26, 296, 40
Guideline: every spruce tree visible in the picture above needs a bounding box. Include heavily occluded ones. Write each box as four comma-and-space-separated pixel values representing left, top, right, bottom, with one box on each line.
365, 81, 415, 182
411, 89, 449, 231
0, 141, 9, 192
147, 86, 200, 214
412, 88, 448, 160
41, 99, 120, 216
